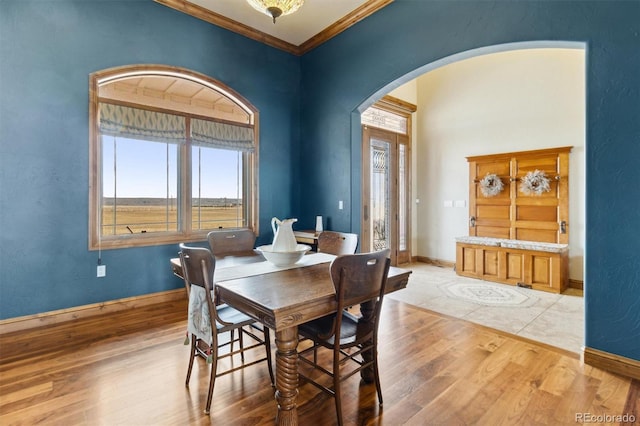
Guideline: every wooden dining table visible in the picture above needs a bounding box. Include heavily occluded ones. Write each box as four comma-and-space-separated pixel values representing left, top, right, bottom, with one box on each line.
170, 251, 412, 425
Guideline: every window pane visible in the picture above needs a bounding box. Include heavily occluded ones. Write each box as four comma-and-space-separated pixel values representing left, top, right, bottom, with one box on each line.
399, 143, 407, 250
370, 139, 390, 251
192, 146, 245, 230
102, 136, 178, 235
361, 107, 408, 134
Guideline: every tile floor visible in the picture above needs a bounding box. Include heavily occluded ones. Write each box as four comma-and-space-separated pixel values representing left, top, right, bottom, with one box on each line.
387, 262, 584, 354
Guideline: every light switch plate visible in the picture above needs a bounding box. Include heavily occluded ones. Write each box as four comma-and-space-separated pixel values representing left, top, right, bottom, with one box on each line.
443, 200, 453, 207
455, 200, 466, 208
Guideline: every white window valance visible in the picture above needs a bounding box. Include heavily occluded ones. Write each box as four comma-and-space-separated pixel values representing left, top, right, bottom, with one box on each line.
191, 119, 255, 152
99, 103, 186, 144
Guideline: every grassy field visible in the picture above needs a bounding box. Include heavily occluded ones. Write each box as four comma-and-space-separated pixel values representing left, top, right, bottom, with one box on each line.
101, 205, 243, 235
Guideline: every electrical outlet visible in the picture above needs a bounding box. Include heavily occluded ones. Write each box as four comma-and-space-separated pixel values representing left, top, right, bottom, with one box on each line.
338, 200, 343, 210
97, 264, 106, 278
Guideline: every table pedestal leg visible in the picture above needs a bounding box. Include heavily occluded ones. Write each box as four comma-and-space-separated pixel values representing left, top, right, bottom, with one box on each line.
274, 327, 299, 426
359, 301, 375, 383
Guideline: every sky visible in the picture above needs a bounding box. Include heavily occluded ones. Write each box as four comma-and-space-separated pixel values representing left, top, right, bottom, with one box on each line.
102, 136, 241, 199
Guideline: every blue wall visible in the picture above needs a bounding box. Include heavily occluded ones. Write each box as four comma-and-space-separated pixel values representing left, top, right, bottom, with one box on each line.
0, 0, 299, 317
1, 0, 639, 363
298, 0, 640, 361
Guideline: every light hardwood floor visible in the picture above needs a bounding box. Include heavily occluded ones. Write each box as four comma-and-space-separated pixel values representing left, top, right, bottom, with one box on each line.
0, 297, 638, 425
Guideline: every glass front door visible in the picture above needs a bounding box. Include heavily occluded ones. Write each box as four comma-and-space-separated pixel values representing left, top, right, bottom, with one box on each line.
362, 126, 411, 265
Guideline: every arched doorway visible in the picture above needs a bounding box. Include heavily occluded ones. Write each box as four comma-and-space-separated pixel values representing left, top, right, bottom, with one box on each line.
355, 42, 586, 352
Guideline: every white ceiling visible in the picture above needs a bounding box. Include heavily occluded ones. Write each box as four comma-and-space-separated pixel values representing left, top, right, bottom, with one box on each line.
179, 0, 371, 46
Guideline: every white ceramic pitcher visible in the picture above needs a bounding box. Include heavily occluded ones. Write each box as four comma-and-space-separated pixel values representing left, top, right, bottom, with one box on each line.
271, 217, 298, 252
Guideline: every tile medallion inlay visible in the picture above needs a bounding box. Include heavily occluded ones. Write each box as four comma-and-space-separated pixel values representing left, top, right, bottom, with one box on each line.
440, 281, 539, 307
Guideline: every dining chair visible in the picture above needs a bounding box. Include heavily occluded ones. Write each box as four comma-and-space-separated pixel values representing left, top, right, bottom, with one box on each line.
207, 229, 256, 256
178, 244, 274, 414
317, 231, 358, 255
297, 249, 391, 426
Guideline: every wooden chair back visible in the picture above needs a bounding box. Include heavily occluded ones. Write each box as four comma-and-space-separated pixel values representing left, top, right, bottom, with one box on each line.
317, 231, 358, 255
330, 249, 391, 310
179, 244, 215, 288
207, 229, 256, 256
178, 243, 217, 307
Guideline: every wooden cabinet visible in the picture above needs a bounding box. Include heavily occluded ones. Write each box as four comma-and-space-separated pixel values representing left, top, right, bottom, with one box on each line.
456, 147, 572, 293
456, 238, 569, 293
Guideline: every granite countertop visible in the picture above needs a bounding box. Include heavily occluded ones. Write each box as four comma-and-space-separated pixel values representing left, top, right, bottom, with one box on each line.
455, 236, 569, 253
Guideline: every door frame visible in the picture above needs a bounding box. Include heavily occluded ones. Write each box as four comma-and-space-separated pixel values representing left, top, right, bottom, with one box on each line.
361, 96, 416, 265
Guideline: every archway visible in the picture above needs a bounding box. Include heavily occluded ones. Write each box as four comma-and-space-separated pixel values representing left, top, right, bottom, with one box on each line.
352, 41, 586, 351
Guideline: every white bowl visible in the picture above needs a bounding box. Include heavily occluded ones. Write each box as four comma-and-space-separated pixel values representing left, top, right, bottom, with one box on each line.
256, 244, 311, 266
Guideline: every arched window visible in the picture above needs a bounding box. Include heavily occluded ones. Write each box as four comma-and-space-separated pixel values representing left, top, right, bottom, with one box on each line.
89, 65, 258, 250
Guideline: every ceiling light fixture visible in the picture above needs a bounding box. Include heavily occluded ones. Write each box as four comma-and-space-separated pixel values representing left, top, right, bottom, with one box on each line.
246, 0, 304, 24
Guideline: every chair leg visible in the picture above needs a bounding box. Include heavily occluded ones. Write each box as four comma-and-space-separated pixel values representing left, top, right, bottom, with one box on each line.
372, 346, 383, 406
204, 349, 218, 415
333, 352, 344, 426
263, 327, 275, 386
185, 335, 196, 387
239, 327, 245, 363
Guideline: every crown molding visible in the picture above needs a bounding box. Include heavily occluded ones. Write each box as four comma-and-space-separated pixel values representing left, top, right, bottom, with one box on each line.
155, 0, 393, 56
297, 0, 393, 55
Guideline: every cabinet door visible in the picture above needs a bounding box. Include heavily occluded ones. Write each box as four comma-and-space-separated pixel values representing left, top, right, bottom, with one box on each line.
513, 152, 569, 244
530, 254, 552, 287
481, 247, 501, 280
456, 244, 478, 276
505, 251, 524, 283
525, 252, 565, 292
469, 159, 512, 239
